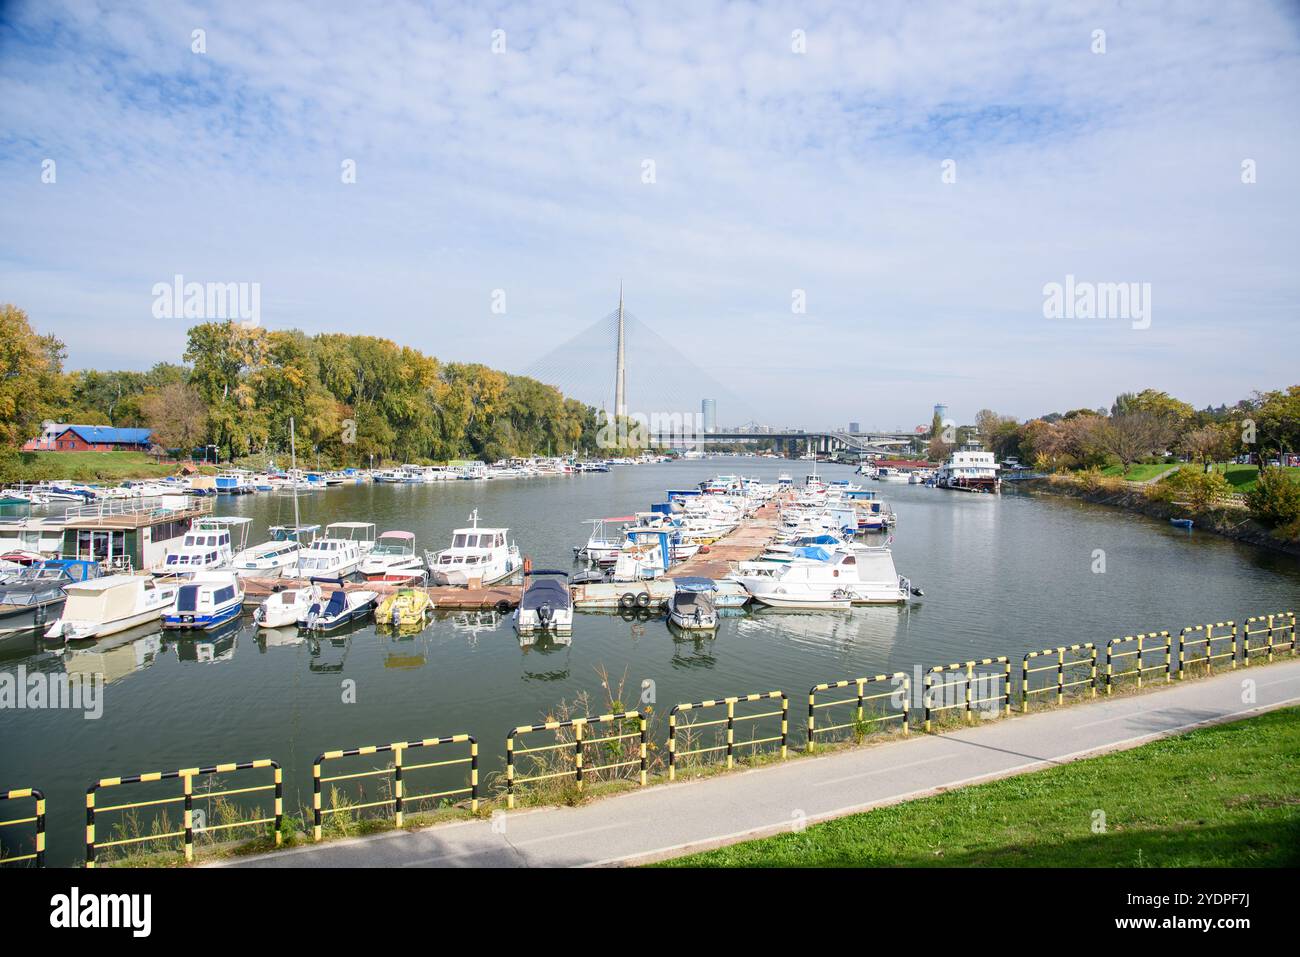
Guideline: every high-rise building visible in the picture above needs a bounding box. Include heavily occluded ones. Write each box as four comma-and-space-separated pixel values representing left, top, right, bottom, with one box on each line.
701, 398, 717, 433
934, 403, 948, 422
849, 421, 861, 433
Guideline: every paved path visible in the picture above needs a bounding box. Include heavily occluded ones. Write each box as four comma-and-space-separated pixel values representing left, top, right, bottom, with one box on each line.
221, 659, 1300, 868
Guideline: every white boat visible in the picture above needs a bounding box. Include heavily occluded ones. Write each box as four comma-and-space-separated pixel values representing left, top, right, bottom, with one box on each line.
574, 516, 635, 565
232, 524, 320, 577
299, 586, 378, 632
514, 571, 573, 635
936, 443, 1001, 492
668, 577, 718, 631
152, 517, 252, 575
735, 544, 920, 609
45, 575, 179, 641
425, 510, 521, 586
163, 573, 244, 630
296, 522, 373, 579
358, 530, 425, 581
254, 582, 322, 628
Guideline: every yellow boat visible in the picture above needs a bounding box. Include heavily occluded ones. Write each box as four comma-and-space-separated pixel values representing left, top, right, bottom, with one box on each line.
376, 588, 435, 630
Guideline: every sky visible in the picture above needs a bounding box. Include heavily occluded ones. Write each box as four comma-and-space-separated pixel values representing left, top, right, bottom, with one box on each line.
1, 0, 1297, 431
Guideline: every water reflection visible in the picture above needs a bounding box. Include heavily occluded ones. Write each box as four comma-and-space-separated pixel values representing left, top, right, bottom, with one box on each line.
64, 627, 164, 684
175, 620, 240, 664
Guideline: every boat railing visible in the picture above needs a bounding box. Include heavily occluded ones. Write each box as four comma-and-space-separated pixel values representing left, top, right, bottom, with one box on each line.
63, 496, 215, 521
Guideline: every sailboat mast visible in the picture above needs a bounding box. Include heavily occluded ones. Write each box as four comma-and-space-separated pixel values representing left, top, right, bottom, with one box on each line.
614, 282, 626, 422
289, 416, 301, 531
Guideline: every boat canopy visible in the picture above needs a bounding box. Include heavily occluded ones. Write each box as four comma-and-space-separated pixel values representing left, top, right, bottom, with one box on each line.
521, 578, 569, 610
792, 546, 832, 561
378, 531, 416, 539
673, 576, 717, 592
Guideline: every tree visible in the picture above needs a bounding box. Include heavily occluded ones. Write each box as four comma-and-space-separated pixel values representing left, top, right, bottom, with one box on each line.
139, 382, 208, 453
1094, 412, 1173, 474
1246, 468, 1300, 528
1181, 423, 1234, 472
0, 304, 66, 447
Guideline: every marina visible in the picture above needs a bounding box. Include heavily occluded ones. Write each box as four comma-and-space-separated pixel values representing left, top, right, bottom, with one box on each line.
2, 458, 1297, 866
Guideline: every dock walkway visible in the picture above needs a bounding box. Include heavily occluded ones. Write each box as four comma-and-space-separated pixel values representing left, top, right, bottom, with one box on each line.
219, 658, 1300, 868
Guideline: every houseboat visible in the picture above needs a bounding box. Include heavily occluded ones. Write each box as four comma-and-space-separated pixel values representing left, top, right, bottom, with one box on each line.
56, 496, 215, 574
936, 443, 1001, 493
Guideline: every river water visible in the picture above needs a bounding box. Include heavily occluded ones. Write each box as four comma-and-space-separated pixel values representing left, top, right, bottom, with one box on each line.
2, 459, 1297, 864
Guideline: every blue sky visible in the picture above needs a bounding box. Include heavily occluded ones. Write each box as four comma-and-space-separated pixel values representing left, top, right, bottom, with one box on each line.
1, 0, 1297, 430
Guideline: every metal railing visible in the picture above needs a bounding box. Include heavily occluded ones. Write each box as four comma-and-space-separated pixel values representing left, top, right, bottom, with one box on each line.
313, 735, 478, 841
506, 711, 646, 808
923, 658, 1011, 732
668, 692, 789, 778
1244, 612, 1298, 664
1177, 621, 1237, 678
1021, 643, 1097, 711
86, 760, 281, 867
1104, 631, 1172, 693
807, 674, 908, 750
0, 788, 45, 867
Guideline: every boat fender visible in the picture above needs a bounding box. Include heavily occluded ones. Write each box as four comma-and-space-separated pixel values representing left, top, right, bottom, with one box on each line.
495, 599, 512, 614
619, 592, 637, 609
911, 586, 924, 597
635, 592, 651, 608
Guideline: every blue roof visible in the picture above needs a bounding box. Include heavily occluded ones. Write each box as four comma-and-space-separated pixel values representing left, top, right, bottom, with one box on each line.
792, 546, 833, 561
59, 425, 152, 445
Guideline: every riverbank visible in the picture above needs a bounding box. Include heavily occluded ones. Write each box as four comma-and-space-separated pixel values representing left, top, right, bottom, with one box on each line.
1009, 475, 1300, 557
217, 657, 1300, 869
660, 705, 1300, 867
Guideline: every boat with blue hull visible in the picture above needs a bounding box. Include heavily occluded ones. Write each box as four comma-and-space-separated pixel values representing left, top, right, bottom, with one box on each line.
164, 574, 245, 630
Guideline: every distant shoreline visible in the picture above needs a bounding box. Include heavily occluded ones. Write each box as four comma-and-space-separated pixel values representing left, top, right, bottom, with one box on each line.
1008, 477, 1300, 558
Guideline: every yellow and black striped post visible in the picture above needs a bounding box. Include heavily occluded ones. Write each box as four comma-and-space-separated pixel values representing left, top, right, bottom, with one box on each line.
1022, 644, 1097, 711
506, 712, 642, 807
315, 735, 477, 832
86, 760, 280, 867
668, 694, 785, 775
806, 675, 913, 741
0, 787, 45, 867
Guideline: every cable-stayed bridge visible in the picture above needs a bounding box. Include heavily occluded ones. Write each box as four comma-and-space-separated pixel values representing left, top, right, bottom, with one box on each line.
520, 294, 918, 456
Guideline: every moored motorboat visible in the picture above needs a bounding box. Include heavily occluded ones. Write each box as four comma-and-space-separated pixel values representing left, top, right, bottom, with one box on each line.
668, 576, 718, 631
376, 587, 435, 629
45, 575, 179, 641
735, 543, 921, 609
359, 530, 425, 582
163, 573, 245, 630
425, 510, 521, 586
253, 582, 322, 628
514, 571, 573, 635
299, 586, 378, 631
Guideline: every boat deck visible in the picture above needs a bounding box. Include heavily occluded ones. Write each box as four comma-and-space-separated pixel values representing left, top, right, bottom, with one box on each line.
240, 576, 523, 610
662, 496, 788, 580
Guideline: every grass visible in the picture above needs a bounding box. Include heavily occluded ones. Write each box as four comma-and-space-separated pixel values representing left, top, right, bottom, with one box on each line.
658, 706, 1300, 868
10, 450, 202, 482
1096, 462, 1176, 481
1206, 463, 1300, 493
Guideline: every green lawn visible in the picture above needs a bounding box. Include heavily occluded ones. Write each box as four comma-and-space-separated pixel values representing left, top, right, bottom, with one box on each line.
1207, 463, 1300, 493
12, 451, 192, 482
1097, 462, 1176, 481
659, 707, 1300, 867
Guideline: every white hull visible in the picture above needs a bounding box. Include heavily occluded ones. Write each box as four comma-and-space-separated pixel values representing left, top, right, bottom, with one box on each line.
48, 606, 167, 641
515, 608, 574, 634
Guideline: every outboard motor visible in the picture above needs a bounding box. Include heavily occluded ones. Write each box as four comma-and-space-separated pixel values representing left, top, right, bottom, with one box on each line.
538, 602, 554, 628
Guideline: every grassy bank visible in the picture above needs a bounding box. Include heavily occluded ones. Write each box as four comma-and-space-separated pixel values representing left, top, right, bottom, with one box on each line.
659, 706, 1300, 867
4, 451, 203, 483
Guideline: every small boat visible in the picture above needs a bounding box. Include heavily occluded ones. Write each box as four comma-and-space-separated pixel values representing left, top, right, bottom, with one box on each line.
45, 575, 179, 641
253, 582, 321, 628
514, 571, 573, 635
0, 560, 101, 638
233, 525, 320, 577
426, 510, 521, 586
163, 573, 245, 630
1170, 518, 1194, 529
376, 587, 435, 629
300, 586, 378, 632
735, 543, 921, 609
153, 517, 252, 575
668, 576, 719, 631
296, 523, 372, 579
359, 530, 425, 582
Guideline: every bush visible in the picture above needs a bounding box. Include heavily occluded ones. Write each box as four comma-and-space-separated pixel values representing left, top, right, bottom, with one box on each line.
1246, 468, 1300, 527
1149, 468, 1234, 512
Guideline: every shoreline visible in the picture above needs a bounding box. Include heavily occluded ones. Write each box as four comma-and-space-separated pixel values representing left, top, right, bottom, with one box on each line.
1007, 476, 1300, 558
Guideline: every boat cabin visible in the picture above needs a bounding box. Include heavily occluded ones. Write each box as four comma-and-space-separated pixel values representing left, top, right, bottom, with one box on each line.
57, 498, 214, 573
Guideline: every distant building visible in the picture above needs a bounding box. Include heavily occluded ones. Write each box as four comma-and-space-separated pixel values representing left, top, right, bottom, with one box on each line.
24, 424, 153, 453
934, 403, 948, 422
849, 421, 861, 433
701, 398, 717, 433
